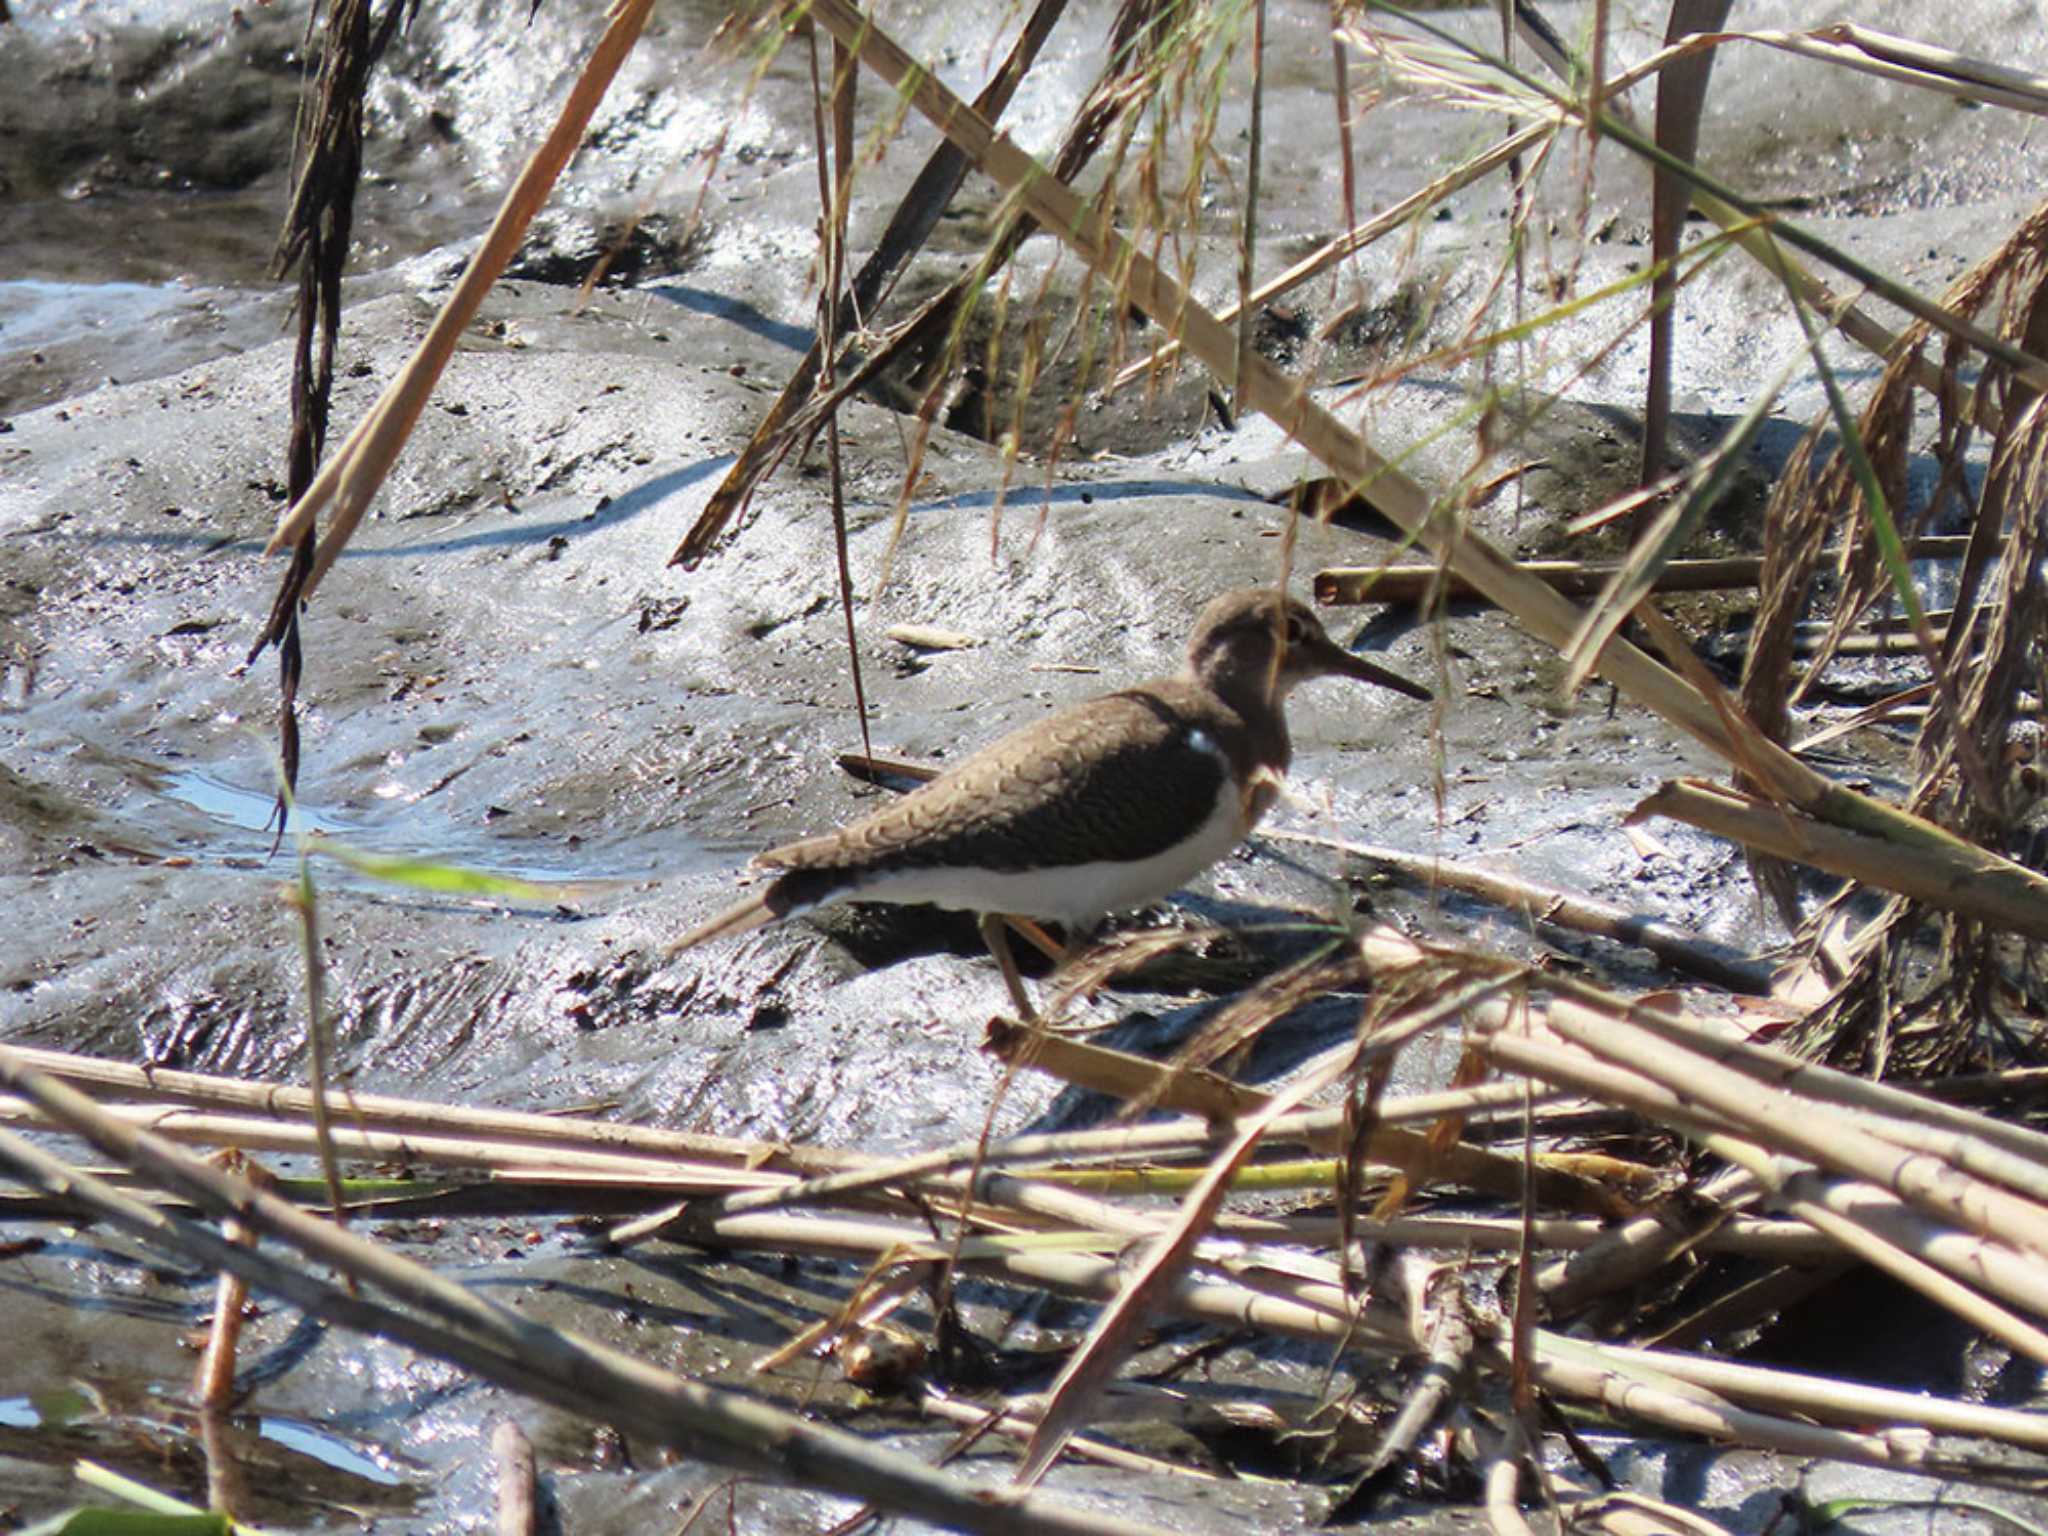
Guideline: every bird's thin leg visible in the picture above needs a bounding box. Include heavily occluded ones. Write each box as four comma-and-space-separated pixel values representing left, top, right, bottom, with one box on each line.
1005, 915, 1065, 963
978, 911, 1036, 1020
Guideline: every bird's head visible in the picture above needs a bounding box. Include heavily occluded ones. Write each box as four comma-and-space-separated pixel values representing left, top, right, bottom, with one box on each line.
1185, 588, 1431, 707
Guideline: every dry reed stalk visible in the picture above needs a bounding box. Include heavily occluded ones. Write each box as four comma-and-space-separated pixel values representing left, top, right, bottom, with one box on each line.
1166, 949, 1373, 1076
1350, 1257, 1477, 1502
1, 1043, 860, 1172
281, 860, 349, 1229
1276, 1210, 1834, 1262
916, 1389, 1213, 1479
1270, 827, 1770, 992
1016, 1046, 1359, 1484
752, 1261, 929, 1375
619, 1079, 1564, 1248
686, 1207, 1393, 1346
20, 1046, 2044, 1487
1520, 1346, 1935, 1472
1481, 1421, 1538, 1536
1532, 993, 2048, 1269
0, 1099, 794, 1189
193, 1150, 263, 1412
1312, 547, 1977, 605
1580, 1337, 2048, 1450
1754, 1161, 2048, 1366
1353, 926, 2048, 1333
1555, 1490, 1736, 1536
1536, 1296, 2007, 1477
806, 22, 875, 766
680, 1203, 2032, 1476
493, 1419, 537, 1536
1633, 779, 2048, 940
1608, 995, 2048, 1198
983, 1017, 1267, 1121
1534, 1166, 1763, 1312
1789, 682, 1938, 754
263, 0, 660, 599
1728, 24, 2048, 115
1791, 210, 2048, 715
195, 1408, 252, 1523
982, 1015, 1617, 1214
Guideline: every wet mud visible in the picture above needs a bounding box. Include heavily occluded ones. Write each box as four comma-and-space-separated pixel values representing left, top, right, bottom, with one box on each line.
3, 0, 2046, 1528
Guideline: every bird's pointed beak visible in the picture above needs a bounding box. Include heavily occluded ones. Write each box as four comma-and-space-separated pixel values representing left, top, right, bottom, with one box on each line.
1298, 631, 1433, 702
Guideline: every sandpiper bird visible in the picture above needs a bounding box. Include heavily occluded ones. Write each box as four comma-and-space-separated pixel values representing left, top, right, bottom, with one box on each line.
666, 588, 1430, 1014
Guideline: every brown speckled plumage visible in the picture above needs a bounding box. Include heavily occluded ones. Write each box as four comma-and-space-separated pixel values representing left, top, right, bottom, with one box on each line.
667, 588, 1430, 953
762, 683, 1243, 893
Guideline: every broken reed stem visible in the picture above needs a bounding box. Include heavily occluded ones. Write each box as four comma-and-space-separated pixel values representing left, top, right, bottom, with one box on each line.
1481, 1421, 1537, 1536
284, 860, 348, 1227
1269, 827, 1770, 992
1278, 1209, 1834, 1262
683, 1205, 2031, 1479
1315, 536, 1975, 606
616, 1077, 1559, 1245
1364, 1264, 1477, 1493
980, 1016, 1619, 1215
0, 1099, 801, 1189
1603, 980, 2048, 1197
917, 1389, 1214, 1479
1580, 1335, 2048, 1452
1724, 23, 2048, 118
197, 1408, 249, 1520
1518, 1346, 1916, 1472
1544, 994, 2048, 1268
8, 1043, 1610, 1246
1634, 778, 2048, 942
1535, 1165, 1763, 1312
493, 1419, 538, 1536
194, 1152, 263, 1411
262, 0, 661, 599
0, 1043, 859, 1172
1016, 1044, 1361, 1484
1765, 1162, 2048, 1367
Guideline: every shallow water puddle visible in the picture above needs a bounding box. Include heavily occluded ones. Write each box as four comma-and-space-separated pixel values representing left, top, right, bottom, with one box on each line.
151, 767, 618, 893
156, 768, 363, 845
257, 1415, 412, 1488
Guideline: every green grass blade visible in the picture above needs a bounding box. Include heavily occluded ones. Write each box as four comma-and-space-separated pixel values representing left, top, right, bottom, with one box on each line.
305, 835, 569, 904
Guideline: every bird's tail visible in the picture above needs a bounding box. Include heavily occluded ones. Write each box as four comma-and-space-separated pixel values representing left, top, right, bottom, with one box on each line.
661, 891, 778, 959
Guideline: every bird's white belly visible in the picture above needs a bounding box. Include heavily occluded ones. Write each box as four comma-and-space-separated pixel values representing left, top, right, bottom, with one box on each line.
838, 780, 1249, 925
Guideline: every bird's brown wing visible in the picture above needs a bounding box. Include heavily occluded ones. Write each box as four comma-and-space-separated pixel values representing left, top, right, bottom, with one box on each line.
757, 683, 1244, 886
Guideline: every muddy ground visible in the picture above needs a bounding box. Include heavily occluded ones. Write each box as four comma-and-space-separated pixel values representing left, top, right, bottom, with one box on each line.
2, 0, 2045, 1529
